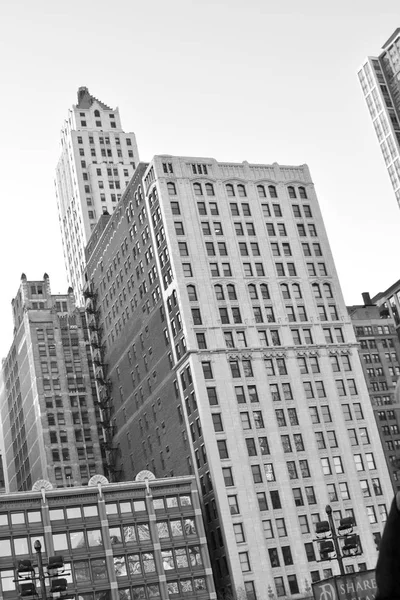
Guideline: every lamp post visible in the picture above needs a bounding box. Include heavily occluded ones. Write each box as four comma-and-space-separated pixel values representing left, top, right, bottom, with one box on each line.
325, 505, 345, 576
315, 505, 360, 577
34, 540, 48, 600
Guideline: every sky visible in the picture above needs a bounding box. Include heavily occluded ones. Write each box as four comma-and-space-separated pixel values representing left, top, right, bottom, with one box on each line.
0, 0, 400, 358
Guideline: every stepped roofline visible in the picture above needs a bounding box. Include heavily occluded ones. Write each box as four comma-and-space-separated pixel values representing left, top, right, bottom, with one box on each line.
76, 86, 113, 111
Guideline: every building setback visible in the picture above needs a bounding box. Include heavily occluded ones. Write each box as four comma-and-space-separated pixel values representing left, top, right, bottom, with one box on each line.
55, 87, 139, 303
0, 474, 215, 600
0, 274, 104, 491
358, 28, 400, 207
85, 156, 393, 598
348, 293, 400, 491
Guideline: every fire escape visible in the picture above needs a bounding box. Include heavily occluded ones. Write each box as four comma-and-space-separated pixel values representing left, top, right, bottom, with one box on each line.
84, 285, 121, 482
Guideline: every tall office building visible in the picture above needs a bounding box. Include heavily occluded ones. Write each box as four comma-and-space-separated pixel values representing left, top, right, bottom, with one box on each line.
348, 293, 400, 491
55, 87, 139, 302
358, 28, 400, 206
0, 274, 104, 491
372, 277, 400, 341
84, 156, 393, 598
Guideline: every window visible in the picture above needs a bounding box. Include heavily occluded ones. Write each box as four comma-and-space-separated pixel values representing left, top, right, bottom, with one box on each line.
228, 495, 239, 514
252, 465, 262, 483
257, 185, 266, 197
257, 492, 268, 511
222, 467, 234, 486
193, 183, 203, 196
212, 414, 223, 432
226, 184, 235, 197
174, 222, 185, 235
167, 182, 177, 195
202, 362, 213, 379
187, 285, 197, 301
192, 308, 202, 325
288, 186, 297, 198
238, 185, 247, 197
239, 552, 251, 572
205, 183, 215, 196
182, 263, 193, 277
234, 523, 245, 543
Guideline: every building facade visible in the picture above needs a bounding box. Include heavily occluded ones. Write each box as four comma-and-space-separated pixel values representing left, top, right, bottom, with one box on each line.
358, 28, 400, 207
84, 156, 393, 599
372, 278, 400, 340
55, 87, 139, 302
0, 474, 215, 600
0, 274, 104, 491
348, 293, 400, 491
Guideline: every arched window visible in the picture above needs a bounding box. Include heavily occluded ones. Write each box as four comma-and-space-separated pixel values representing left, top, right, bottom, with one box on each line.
187, 285, 197, 302
193, 183, 203, 196
237, 184, 247, 197
260, 284, 270, 300
292, 284, 302, 299
299, 186, 308, 199
312, 283, 321, 298
248, 284, 258, 300
214, 285, 225, 300
94, 109, 100, 117
288, 186, 297, 199
323, 283, 333, 298
227, 284, 237, 300
205, 183, 215, 196
257, 185, 266, 198
281, 284, 290, 300
167, 182, 177, 195
226, 184, 235, 197
268, 185, 277, 198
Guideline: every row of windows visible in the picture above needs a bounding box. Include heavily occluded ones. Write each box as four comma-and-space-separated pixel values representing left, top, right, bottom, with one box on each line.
167, 182, 308, 200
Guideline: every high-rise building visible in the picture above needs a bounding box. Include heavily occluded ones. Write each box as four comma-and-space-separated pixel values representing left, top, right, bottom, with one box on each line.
372, 277, 400, 341
358, 28, 400, 207
0, 274, 104, 491
348, 292, 400, 491
0, 473, 215, 600
55, 87, 139, 302
84, 156, 393, 598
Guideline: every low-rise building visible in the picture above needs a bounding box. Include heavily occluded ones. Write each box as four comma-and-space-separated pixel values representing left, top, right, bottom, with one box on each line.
0, 474, 214, 600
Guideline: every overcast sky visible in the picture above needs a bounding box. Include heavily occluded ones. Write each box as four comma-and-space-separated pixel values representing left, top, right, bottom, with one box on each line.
0, 0, 399, 359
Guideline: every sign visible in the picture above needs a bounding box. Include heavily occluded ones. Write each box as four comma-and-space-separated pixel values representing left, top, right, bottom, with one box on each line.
313, 571, 377, 600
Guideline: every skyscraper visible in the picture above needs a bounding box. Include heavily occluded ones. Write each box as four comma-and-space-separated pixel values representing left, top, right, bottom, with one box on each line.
55, 87, 139, 302
0, 274, 104, 491
85, 156, 393, 597
348, 292, 400, 492
358, 28, 400, 206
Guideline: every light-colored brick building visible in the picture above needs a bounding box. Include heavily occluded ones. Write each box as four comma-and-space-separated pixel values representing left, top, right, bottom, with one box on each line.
55, 87, 139, 302
85, 156, 393, 598
0, 274, 104, 491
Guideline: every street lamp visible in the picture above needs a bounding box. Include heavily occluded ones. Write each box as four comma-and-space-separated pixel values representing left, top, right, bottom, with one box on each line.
15, 541, 68, 600
34, 540, 47, 600
314, 505, 361, 576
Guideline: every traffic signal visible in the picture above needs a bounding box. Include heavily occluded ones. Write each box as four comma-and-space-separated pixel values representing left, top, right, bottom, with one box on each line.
338, 517, 354, 532
315, 521, 330, 535
50, 578, 68, 594
17, 560, 34, 576
342, 533, 360, 556
319, 539, 335, 560
19, 583, 37, 597
47, 556, 65, 572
